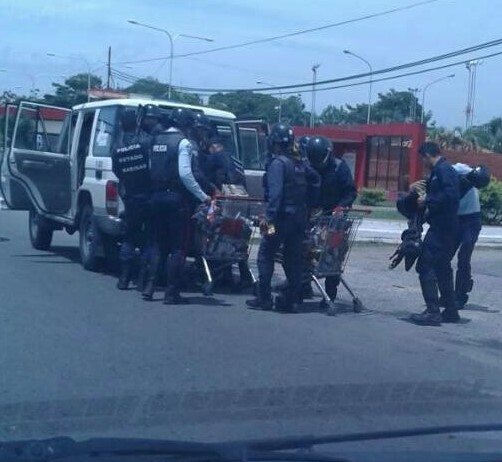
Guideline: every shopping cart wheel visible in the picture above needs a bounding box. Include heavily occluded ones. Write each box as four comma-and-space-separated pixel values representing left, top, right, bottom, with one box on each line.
202, 281, 213, 296
353, 298, 364, 313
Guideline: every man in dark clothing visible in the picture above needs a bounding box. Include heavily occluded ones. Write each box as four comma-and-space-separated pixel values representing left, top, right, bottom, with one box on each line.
306, 136, 357, 300
142, 107, 211, 304
410, 142, 460, 326
112, 109, 151, 290
204, 136, 246, 190
246, 123, 320, 312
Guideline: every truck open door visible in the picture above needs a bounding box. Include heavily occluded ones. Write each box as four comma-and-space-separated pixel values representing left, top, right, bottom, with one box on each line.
235, 119, 269, 199
2, 101, 72, 215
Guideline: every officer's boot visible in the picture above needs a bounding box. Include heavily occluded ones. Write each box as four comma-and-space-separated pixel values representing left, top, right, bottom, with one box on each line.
117, 262, 132, 290
275, 288, 300, 313
164, 285, 190, 305
237, 261, 255, 290
246, 282, 273, 311
410, 277, 442, 326
440, 271, 461, 324
136, 265, 147, 292
142, 262, 158, 301
325, 276, 340, 301
455, 269, 472, 310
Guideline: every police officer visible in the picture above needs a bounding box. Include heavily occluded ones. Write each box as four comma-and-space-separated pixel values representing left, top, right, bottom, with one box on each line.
246, 123, 320, 312
135, 105, 164, 291
138, 104, 163, 142
451, 163, 490, 308
112, 109, 151, 290
188, 112, 220, 198
411, 142, 460, 326
142, 107, 211, 304
306, 136, 358, 300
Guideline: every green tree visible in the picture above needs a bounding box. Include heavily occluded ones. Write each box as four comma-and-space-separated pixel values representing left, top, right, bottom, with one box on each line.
280, 95, 308, 125
464, 118, 502, 153
44, 73, 103, 108
209, 91, 309, 124
124, 77, 202, 105
320, 104, 356, 125
320, 89, 431, 125
209, 91, 280, 121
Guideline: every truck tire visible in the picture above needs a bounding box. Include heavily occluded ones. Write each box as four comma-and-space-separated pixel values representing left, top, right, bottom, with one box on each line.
29, 209, 53, 251
79, 204, 103, 272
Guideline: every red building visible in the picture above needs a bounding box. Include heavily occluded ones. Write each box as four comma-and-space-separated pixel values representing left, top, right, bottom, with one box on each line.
294, 123, 426, 198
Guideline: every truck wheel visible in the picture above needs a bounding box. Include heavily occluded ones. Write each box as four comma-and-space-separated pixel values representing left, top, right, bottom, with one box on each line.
29, 209, 53, 251
79, 205, 103, 272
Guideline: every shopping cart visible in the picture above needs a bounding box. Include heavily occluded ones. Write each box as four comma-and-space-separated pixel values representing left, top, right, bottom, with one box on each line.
309, 208, 370, 316
192, 196, 264, 296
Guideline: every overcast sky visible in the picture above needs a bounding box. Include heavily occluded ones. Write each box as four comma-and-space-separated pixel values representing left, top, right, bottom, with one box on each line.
1, 0, 500, 128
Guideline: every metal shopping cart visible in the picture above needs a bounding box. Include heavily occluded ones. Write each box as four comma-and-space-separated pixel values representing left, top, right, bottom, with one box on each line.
192, 196, 265, 296
309, 208, 370, 316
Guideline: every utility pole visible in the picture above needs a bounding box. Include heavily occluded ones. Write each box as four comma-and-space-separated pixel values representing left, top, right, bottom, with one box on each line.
106, 46, 112, 89
420, 74, 455, 124
310, 63, 320, 128
408, 87, 419, 121
465, 59, 482, 129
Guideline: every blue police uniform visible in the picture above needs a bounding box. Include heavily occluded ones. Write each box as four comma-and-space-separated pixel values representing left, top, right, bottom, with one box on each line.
318, 156, 357, 212
317, 156, 357, 298
143, 128, 209, 303
112, 134, 151, 284
255, 150, 320, 310
415, 157, 460, 316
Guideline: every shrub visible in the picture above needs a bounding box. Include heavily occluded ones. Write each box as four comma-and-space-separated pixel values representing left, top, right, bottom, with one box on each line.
359, 188, 386, 206
480, 177, 502, 225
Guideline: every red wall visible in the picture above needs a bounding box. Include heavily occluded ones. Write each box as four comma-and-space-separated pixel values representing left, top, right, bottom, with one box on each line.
294, 123, 426, 190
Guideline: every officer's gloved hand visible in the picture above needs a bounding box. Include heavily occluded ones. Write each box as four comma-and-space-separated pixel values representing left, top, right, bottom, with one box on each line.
259, 218, 275, 236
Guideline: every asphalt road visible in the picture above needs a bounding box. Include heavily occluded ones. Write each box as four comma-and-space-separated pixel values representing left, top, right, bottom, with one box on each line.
1, 209, 502, 452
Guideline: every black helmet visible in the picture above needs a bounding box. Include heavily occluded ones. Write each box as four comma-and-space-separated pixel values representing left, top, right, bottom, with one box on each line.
268, 123, 294, 147
171, 107, 195, 129
467, 164, 491, 189
194, 112, 212, 130
306, 136, 332, 169
142, 104, 161, 119
298, 135, 311, 157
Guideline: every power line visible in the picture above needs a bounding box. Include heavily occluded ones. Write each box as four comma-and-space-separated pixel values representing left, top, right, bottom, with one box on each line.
170, 37, 502, 93
114, 0, 440, 65
110, 49, 502, 99
259, 49, 502, 96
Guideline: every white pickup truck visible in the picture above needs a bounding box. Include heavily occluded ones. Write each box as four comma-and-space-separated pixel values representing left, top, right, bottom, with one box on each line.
0, 98, 267, 271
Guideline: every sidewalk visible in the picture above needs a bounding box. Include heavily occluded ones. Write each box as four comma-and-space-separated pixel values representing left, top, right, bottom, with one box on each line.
357, 218, 502, 247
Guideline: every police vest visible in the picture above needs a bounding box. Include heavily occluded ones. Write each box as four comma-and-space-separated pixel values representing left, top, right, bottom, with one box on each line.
276, 154, 308, 212
150, 130, 184, 192
112, 138, 150, 197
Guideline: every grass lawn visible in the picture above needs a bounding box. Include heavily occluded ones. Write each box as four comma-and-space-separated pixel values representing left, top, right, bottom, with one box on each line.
364, 206, 405, 221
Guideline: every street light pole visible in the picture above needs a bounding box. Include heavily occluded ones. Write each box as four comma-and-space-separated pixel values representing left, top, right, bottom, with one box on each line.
47, 52, 91, 101
128, 20, 213, 100
407, 87, 420, 121
343, 50, 373, 124
420, 74, 455, 124
310, 64, 320, 128
256, 81, 282, 122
